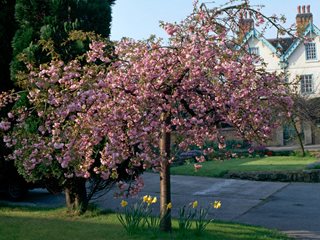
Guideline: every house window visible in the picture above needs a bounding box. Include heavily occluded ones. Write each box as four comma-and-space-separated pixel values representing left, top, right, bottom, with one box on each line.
300, 74, 314, 94
249, 47, 261, 64
249, 47, 259, 56
305, 42, 317, 60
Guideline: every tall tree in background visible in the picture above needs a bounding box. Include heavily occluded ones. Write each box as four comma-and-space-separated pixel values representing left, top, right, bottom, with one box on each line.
0, 0, 16, 91
11, 0, 115, 84
10, 0, 51, 83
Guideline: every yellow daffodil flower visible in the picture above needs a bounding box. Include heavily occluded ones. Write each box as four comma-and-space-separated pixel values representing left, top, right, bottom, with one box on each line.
192, 200, 198, 208
167, 202, 172, 210
213, 201, 221, 209
143, 195, 148, 203
143, 195, 157, 205
120, 200, 128, 208
151, 196, 157, 204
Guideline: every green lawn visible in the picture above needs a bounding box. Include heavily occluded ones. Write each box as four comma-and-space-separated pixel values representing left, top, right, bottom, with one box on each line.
171, 156, 318, 178
0, 205, 291, 240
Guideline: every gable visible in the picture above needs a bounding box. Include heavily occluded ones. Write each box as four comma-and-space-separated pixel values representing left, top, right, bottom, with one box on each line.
281, 23, 320, 62
238, 29, 280, 57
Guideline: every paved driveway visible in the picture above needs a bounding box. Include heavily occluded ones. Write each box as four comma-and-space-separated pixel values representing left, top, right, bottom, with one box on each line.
1, 173, 320, 239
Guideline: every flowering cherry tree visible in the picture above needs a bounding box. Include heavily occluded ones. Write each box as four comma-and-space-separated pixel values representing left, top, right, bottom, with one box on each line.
0, 43, 146, 212
0, 0, 291, 229
100, 2, 291, 230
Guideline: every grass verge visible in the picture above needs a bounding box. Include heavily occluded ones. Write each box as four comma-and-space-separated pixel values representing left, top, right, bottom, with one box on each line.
171, 156, 318, 178
0, 204, 291, 240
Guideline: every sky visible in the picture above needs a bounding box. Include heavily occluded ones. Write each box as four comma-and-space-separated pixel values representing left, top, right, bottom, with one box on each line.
110, 0, 320, 41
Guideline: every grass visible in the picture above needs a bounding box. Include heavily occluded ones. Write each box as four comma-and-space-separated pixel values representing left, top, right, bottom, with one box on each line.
171, 156, 318, 178
0, 204, 291, 240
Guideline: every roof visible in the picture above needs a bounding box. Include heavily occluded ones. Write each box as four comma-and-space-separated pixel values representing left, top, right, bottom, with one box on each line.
239, 22, 320, 63
268, 38, 295, 54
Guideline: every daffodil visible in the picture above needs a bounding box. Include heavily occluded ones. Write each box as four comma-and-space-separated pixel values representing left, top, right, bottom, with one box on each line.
143, 195, 157, 205
192, 200, 198, 208
151, 196, 157, 204
143, 195, 149, 203
167, 202, 172, 210
120, 200, 128, 208
213, 200, 221, 209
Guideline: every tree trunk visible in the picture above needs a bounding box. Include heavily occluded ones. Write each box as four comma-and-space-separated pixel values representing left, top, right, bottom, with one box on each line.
64, 177, 88, 214
291, 117, 305, 157
159, 114, 172, 232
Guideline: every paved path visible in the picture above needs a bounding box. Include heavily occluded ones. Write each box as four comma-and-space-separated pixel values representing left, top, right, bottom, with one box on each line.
1, 173, 320, 239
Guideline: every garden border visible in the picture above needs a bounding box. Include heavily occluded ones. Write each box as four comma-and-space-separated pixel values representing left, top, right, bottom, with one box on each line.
224, 169, 320, 182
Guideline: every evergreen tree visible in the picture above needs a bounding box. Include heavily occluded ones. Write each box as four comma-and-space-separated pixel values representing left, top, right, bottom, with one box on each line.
11, 0, 51, 83
0, 0, 16, 91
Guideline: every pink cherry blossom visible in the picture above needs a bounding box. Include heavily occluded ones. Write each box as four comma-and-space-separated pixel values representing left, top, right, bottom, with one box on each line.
164, 24, 178, 36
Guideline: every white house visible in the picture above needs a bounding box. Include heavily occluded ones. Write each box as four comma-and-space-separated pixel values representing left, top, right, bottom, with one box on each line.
240, 5, 320, 146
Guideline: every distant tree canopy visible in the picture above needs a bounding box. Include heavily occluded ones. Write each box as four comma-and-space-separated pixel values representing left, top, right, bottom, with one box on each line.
11, 0, 116, 83
0, 0, 16, 90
